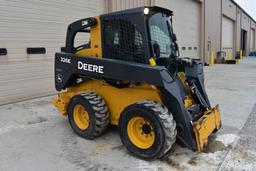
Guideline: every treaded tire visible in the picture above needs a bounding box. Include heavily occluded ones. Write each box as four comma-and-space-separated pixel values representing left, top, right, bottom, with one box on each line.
119, 100, 177, 159
68, 92, 109, 139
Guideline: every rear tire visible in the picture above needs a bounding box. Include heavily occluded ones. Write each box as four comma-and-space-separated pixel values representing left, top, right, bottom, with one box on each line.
118, 100, 177, 159
68, 92, 109, 139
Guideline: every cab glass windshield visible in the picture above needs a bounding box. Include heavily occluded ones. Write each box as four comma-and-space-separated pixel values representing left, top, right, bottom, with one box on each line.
148, 13, 173, 58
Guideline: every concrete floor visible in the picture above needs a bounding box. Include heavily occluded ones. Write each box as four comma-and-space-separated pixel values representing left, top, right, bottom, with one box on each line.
0, 57, 256, 171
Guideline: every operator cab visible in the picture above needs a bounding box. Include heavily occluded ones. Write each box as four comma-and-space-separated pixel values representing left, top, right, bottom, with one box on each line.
101, 6, 179, 67
65, 6, 179, 73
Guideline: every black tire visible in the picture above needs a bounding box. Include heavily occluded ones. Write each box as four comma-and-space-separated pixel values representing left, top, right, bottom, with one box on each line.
68, 92, 109, 139
118, 100, 177, 159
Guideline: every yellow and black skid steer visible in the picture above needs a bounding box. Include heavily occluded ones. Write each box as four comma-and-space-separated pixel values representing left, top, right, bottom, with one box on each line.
52, 6, 221, 159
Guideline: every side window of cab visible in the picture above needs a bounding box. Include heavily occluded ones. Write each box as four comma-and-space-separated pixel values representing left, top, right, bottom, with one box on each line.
74, 29, 91, 51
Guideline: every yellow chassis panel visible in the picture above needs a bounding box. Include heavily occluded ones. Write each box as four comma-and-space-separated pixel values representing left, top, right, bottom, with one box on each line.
52, 80, 162, 125
193, 105, 221, 151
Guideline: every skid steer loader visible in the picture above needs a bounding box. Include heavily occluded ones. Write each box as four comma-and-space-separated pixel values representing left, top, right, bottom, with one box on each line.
52, 6, 221, 159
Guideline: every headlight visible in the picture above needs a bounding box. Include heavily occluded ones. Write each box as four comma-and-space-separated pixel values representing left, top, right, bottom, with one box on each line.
144, 8, 150, 15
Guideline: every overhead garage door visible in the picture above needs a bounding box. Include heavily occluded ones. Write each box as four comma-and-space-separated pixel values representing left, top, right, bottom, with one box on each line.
0, 0, 106, 105
154, 0, 201, 58
250, 28, 255, 51
222, 16, 235, 59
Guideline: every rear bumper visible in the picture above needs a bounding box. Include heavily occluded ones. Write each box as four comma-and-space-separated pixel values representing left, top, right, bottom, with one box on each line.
193, 105, 221, 151
52, 93, 70, 116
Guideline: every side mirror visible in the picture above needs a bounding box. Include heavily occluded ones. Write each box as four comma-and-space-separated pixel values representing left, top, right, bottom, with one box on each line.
173, 34, 177, 42
173, 42, 180, 57
173, 42, 179, 51
153, 42, 160, 58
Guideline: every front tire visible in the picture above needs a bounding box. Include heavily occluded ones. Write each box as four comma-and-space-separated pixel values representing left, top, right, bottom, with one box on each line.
68, 92, 109, 139
118, 100, 177, 159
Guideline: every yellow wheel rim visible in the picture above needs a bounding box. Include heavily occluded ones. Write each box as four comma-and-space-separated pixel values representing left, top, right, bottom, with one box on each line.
73, 104, 90, 130
127, 116, 155, 149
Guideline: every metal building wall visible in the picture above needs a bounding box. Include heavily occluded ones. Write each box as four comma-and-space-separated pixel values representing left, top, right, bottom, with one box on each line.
250, 28, 255, 51
0, 0, 106, 105
241, 12, 251, 55
204, 0, 256, 62
254, 22, 256, 50
250, 21, 256, 51
222, 0, 236, 20
107, 0, 152, 12
204, 0, 221, 63
236, 8, 242, 52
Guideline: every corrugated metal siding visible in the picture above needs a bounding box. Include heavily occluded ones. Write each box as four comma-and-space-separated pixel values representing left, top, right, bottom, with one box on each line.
154, 0, 201, 59
250, 22, 256, 50
204, 0, 221, 64
0, 0, 106, 105
241, 12, 251, 31
250, 28, 255, 51
241, 12, 251, 55
108, 0, 152, 12
236, 8, 241, 52
222, 0, 236, 21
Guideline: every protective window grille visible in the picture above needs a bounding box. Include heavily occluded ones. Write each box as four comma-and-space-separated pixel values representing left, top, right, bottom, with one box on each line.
103, 18, 145, 63
150, 25, 171, 58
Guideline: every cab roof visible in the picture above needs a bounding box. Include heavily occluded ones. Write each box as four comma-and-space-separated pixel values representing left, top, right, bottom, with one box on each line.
101, 6, 173, 17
